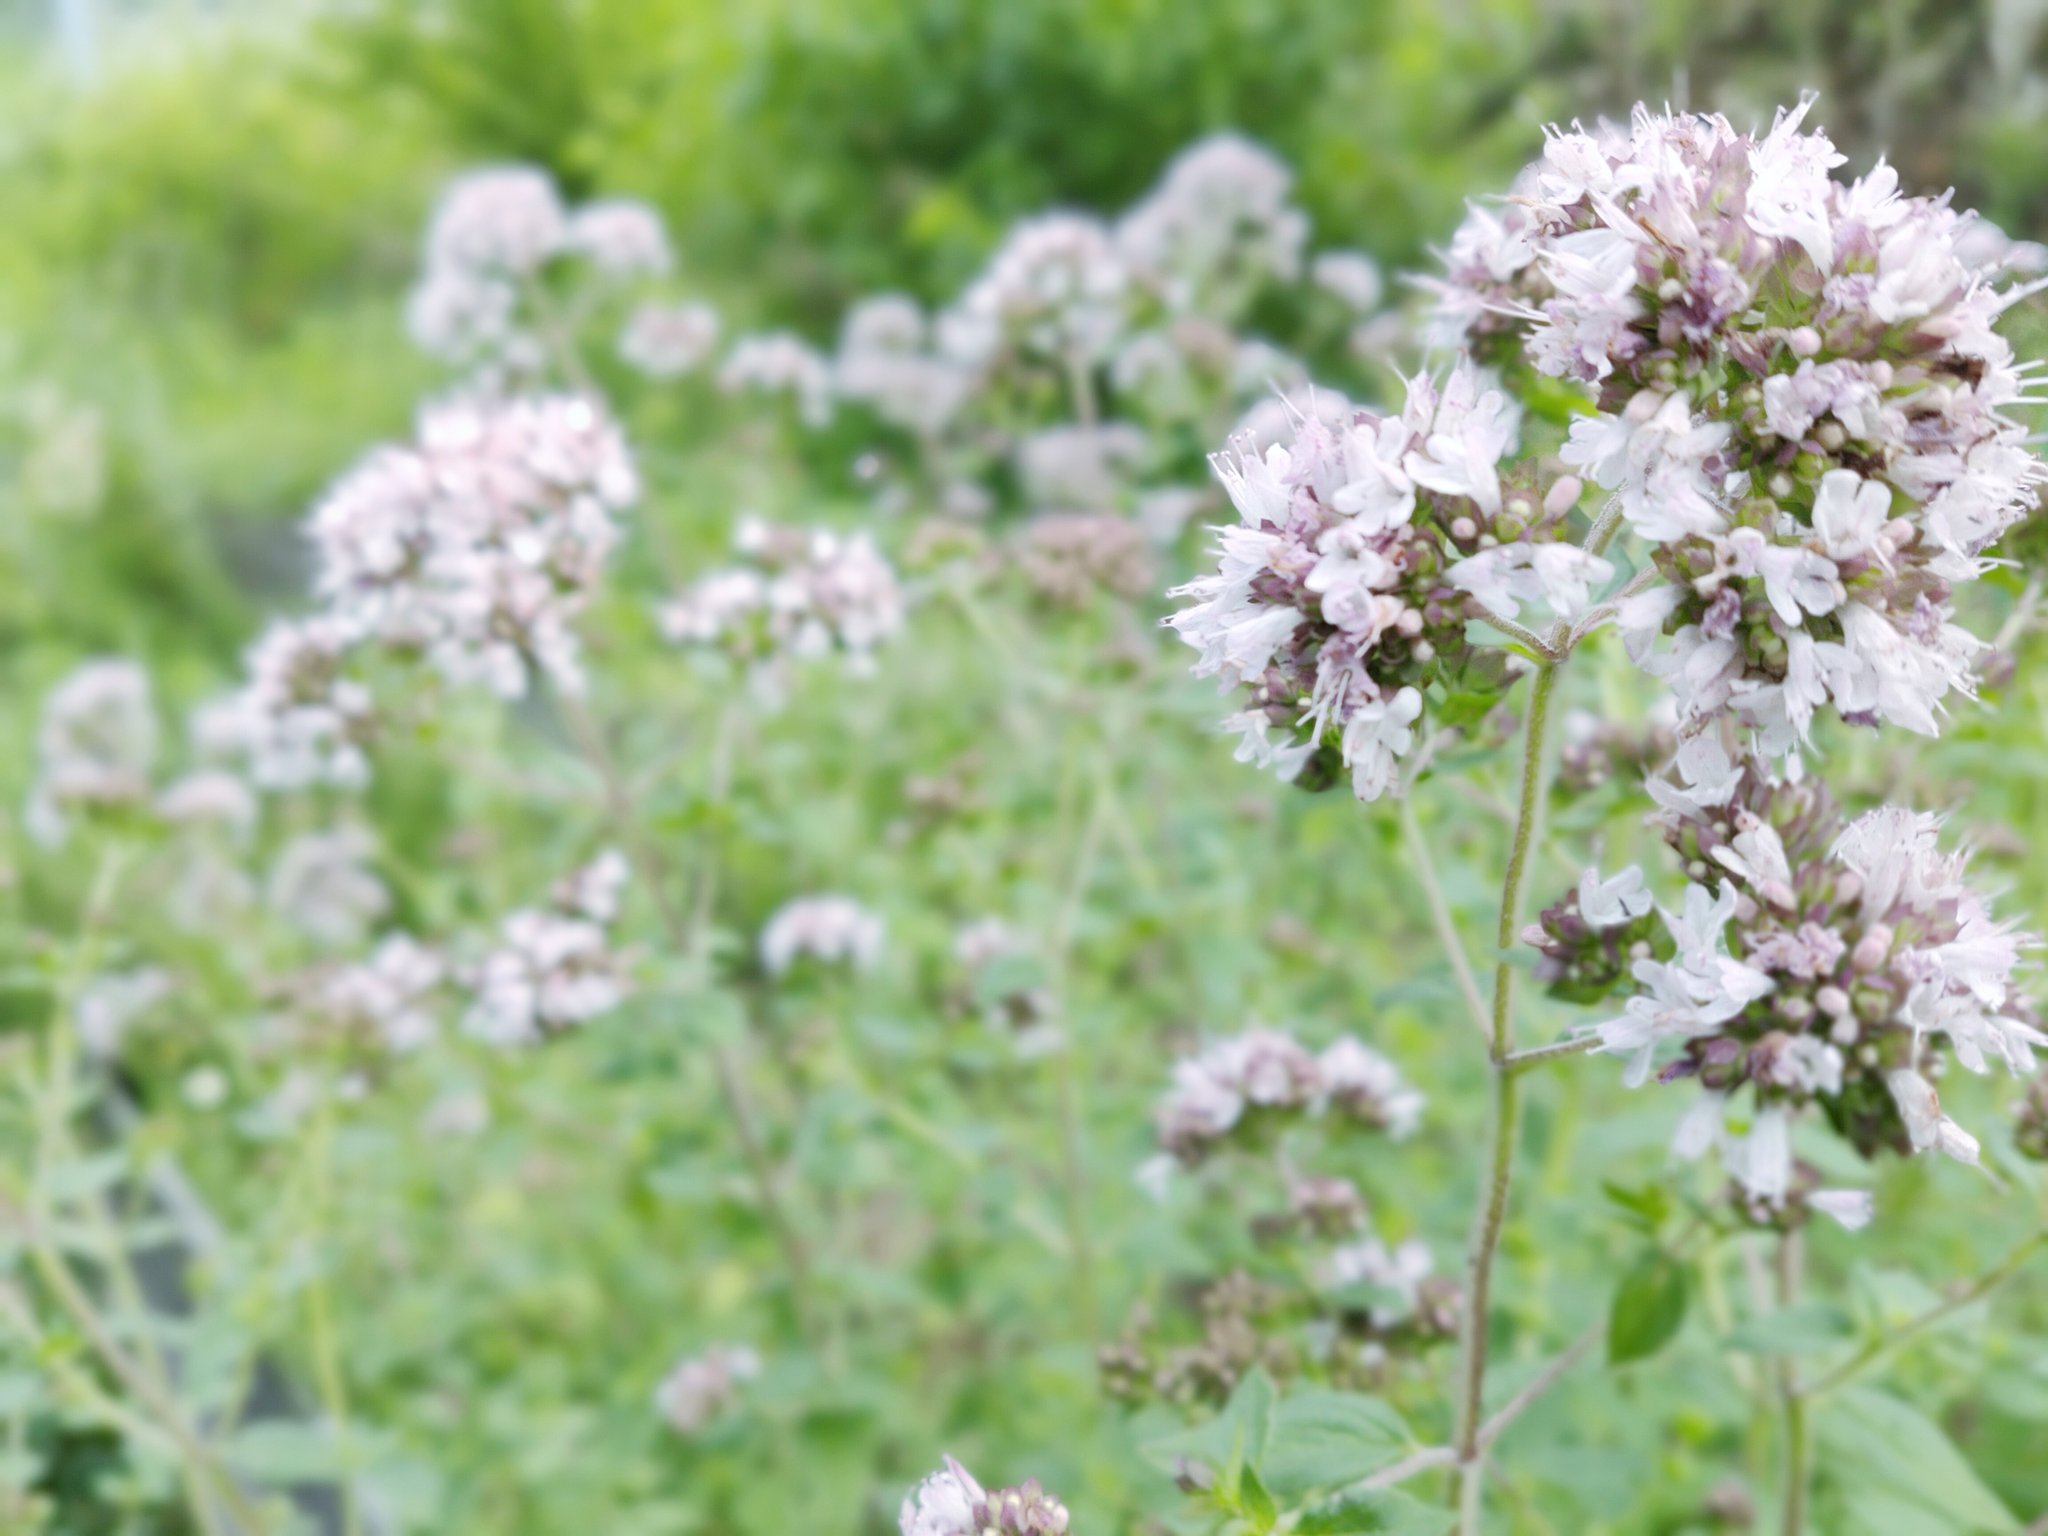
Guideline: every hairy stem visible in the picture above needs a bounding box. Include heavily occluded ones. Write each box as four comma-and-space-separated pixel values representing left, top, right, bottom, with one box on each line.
1501, 1035, 1600, 1074
1451, 659, 1560, 1531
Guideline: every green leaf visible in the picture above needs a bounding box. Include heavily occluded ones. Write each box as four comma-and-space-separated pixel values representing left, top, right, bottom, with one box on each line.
1262, 1390, 1415, 1498
1607, 1250, 1689, 1365
1140, 1366, 1278, 1479
1726, 1302, 1855, 1356
1815, 1388, 2018, 1534
1600, 1180, 1674, 1234
1296, 1488, 1455, 1535
1237, 1463, 1279, 1533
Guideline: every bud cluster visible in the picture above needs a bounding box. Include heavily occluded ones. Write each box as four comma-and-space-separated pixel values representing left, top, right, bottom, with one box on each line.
1564, 738, 2040, 1206
1167, 361, 1607, 800
1431, 102, 2047, 751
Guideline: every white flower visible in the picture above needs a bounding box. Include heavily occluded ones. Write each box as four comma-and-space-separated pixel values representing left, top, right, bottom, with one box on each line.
1808, 1188, 1875, 1231
618, 301, 720, 378
900, 1459, 987, 1536
1316, 1037, 1425, 1137
718, 333, 834, 426
1885, 1069, 1981, 1168
1312, 250, 1385, 313
653, 1345, 760, 1436
567, 198, 672, 279
758, 895, 884, 977
27, 659, 158, 844
1578, 865, 1651, 928
268, 828, 389, 950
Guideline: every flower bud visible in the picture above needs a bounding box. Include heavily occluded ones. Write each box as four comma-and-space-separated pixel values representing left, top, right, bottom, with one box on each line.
1543, 475, 1583, 518
1788, 326, 1822, 358
1851, 925, 1892, 972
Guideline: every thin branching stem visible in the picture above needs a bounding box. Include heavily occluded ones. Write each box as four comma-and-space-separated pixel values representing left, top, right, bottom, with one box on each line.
1777, 1231, 1807, 1536
1398, 799, 1492, 1045
1450, 656, 1560, 1532
558, 691, 822, 1342
1469, 605, 1560, 661
1797, 1229, 2048, 1400
1501, 1034, 1600, 1074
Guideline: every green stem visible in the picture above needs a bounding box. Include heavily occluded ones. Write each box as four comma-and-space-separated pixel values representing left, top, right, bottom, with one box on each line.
1777, 1231, 1807, 1536
304, 1106, 362, 1536
559, 692, 822, 1343
1397, 799, 1491, 1045
1045, 765, 1109, 1340
1451, 659, 1559, 1532
1797, 1229, 2047, 1400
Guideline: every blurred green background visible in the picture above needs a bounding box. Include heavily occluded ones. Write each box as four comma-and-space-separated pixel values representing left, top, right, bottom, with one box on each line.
7, 4, 2048, 1534
8, 0, 2048, 674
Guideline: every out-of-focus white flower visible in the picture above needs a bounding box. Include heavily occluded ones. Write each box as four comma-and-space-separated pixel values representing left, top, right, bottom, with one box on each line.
1323, 1235, 1434, 1327
1312, 250, 1385, 314
197, 617, 378, 792
758, 894, 884, 977
718, 333, 834, 426
1154, 1026, 1422, 1165
660, 519, 905, 675
268, 828, 390, 950
567, 198, 673, 280
310, 393, 638, 700
1118, 133, 1308, 317
27, 659, 158, 845
944, 213, 1128, 367
155, 770, 258, 841
299, 935, 445, 1055
75, 968, 172, 1060
618, 301, 720, 378
419, 166, 568, 279
462, 852, 632, 1048
652, 1344, 760, 1436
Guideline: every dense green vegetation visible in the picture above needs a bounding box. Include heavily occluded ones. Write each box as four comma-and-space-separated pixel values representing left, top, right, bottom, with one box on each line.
5, 4, 2048, 1534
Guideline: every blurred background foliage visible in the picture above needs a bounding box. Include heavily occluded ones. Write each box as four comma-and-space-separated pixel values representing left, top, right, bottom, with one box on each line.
5, 3, 2048, 1532
8, 0, 2048, 672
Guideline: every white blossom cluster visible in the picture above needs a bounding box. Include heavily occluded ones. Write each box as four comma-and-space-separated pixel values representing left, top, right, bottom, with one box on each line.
197, 617, 379, 792
659, 517, 905, 675
716, 332, 835, 426
1168, 361, 1609, 799
1559, 739, 2038, 1216
462, 850, 632, 1048
201, 394, 637, 793
944, 212, 1129, 370
25, 659, 159, 845
308, 394, 638, 698
1431, 101, 2048, 752
268, 826, 391, 950
618, 300, 721, 380
407, 166, 678, 379
758, 893, 885, 977
1117, 132, 1309, 316
652, 1343, 760, 1436
293, 934, 445, 1057
1152, 1025, 1424, 1168
833, 294, 977, 436
901, 1458, 1070, 1536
